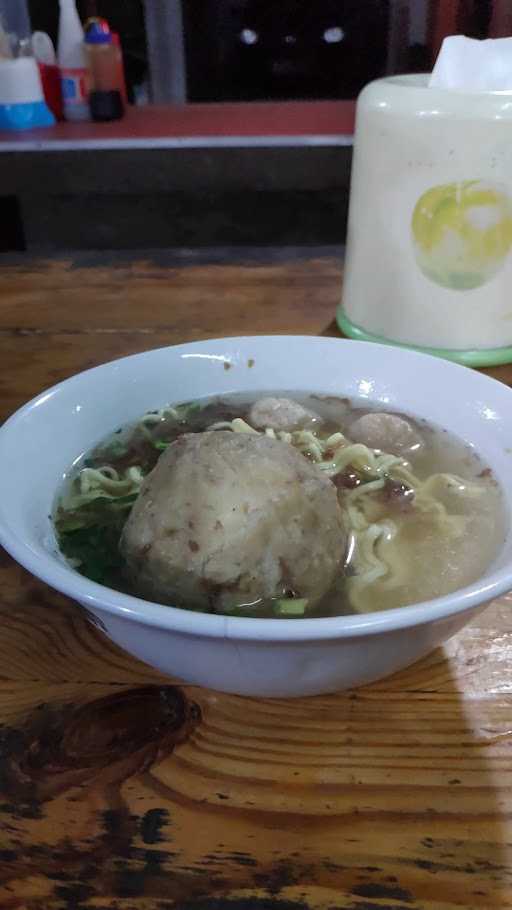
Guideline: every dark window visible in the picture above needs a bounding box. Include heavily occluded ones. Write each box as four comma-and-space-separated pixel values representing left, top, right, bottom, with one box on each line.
184, 0, 390, 102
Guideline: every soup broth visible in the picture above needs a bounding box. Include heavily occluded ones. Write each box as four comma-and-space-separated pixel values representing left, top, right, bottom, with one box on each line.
54, 394, 505, 618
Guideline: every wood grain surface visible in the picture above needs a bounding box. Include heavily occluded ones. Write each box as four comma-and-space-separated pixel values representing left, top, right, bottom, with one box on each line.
0, 251, 511, 910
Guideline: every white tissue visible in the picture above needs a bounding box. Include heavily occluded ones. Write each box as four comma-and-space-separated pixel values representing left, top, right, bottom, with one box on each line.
430, 35, 512, 91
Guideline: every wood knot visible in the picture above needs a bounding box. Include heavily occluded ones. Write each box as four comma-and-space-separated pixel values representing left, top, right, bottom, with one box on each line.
1, 685, 201, 806
56, 685, 198, 765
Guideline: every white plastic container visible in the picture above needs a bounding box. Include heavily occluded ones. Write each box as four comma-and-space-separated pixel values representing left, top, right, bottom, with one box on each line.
57, 0, 89, 122
339, 74, 512, 367
0, 56, 45, 104
0, 56, 55, 129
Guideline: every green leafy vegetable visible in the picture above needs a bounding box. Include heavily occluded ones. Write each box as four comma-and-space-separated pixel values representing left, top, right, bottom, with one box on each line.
273, 598, 308, 617
58, 523, 126, 586
55, 492, 137, 586
55, 493, 138, 533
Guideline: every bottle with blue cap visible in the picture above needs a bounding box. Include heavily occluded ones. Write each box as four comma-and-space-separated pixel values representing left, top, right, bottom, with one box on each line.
85, 18, 124, 122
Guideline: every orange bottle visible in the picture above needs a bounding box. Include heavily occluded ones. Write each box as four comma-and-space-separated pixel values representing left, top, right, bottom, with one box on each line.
112, 33, 128, 105
84, 18, 124, 121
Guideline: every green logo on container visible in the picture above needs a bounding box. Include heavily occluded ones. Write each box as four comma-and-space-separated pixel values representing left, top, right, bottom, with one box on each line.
412, 180, 512, 290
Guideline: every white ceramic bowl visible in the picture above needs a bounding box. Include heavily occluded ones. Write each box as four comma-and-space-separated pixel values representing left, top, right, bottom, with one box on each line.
1, 336, 511, 697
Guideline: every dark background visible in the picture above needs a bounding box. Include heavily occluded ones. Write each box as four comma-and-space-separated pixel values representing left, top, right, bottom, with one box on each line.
27, 0, 403, 103
2, 0, 497, 254
27, 0, 495, 104
29, 0, 393, 102
182, 0, 390, 102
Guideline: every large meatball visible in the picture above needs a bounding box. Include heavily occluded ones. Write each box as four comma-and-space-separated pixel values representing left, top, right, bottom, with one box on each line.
120, 430, 345, 613
349, 412, 424, 456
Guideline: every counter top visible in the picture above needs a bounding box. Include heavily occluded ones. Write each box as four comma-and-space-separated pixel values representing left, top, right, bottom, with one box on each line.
0, 100, 355, 151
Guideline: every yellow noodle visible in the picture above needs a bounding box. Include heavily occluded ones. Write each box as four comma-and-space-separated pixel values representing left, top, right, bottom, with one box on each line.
64, 465, 144, 510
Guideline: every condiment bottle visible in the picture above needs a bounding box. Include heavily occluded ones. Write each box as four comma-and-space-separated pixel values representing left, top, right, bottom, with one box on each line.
112, 33, 128, 105
85, 19, 124, 122
57, 0, 89, 122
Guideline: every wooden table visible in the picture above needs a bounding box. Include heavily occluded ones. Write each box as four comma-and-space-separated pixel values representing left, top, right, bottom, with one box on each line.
1, 250, 512, 910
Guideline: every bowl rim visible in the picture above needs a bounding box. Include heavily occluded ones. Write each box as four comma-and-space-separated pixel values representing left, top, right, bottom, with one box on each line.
1, 334, 511, 643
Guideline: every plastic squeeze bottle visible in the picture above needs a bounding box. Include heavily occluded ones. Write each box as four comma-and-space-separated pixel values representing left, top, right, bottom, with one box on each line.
58, 0, 89, 121
85, 18, 124, 121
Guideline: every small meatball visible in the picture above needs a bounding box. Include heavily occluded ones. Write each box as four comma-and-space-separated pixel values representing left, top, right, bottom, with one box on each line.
249, 397, 320, 432
349, 412, 424, 456
120, 431, 345, 613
